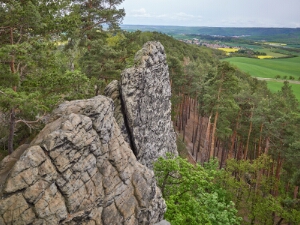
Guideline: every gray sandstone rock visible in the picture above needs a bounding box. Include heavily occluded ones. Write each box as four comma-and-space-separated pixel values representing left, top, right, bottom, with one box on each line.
0, 96, 166, 225
154, 220, 171, 225
104, 80, 132, 148
121, 41, 178, 168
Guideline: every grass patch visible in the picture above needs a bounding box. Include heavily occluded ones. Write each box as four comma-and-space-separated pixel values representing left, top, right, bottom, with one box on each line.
257, 48, 288, 58
267, 81, 300, 102
225, 43, 262, 50
223, 57, 300, 79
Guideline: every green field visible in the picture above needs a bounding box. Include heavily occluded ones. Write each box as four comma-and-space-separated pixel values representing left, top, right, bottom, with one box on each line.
267, 81, 300, 102
257, 48, 288, 58
224, 42, 262, 50
223, 57, 300, 101
223, 57, 300, 79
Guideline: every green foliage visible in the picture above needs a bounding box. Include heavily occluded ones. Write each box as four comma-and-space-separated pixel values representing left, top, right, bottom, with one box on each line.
154, 155, 241, 225
0, 0, 127, 152
220, 155, 300, 225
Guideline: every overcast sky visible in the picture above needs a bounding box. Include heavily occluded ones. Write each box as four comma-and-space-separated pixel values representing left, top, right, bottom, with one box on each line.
119, 0, 300, 27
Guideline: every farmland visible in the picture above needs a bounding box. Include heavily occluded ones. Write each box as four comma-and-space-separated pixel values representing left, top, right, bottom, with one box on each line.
223, 57, 300, 79
218, 47, 239, 53
257, 48, 289, 58
223, 56, 300, 100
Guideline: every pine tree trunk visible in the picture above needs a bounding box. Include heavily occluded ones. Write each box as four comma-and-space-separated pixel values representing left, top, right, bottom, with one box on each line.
276, 218, 284, 225
274, 154, 282, 197
244, 108, 254, 159
204, 114, 212, 156
229, 110, 241, 159
234, 137, 240, 159
182, 96, 186, 142
194, 96, 197, 117
188, 97, 191, 120
192, 115, 200, 155
257, 123, 264, 156
210, 111, 219, 160
181, 95, 185, 133
216, 139, 220, 158
191, 103, 196, 143
220, 138, 228, 169
196, 116, 203, 163
176, 99, 182, 129
264, 137, 270, 154
294, 186, 299, 199
178, 98, 183, 132
237, 141, 243, 160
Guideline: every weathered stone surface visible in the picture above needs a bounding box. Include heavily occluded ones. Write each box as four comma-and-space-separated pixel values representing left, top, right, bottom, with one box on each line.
0, 95, 166, 224
104, 80, 132, 148
121, 41, 178, 168
154, 220, 171, 225
0, 144, 29, 191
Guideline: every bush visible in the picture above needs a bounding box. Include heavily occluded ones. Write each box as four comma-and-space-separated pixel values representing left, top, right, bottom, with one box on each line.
289, 76, 295, 80
154, 155, 241, 225
275, 75, 281, 79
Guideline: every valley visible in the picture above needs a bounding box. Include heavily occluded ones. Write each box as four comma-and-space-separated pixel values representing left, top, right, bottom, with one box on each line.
122, 25, 300, 102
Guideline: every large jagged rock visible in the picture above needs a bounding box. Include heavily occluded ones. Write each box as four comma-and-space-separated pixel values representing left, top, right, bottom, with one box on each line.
0, 96, 166, 225
120, 41, 178, 168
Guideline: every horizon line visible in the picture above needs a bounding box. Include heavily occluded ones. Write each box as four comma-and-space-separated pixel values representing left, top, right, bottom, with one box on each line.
120, 24, 300, 29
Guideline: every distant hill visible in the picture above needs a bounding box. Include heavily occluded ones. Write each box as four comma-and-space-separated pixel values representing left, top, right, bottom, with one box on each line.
121, 25, 300, 44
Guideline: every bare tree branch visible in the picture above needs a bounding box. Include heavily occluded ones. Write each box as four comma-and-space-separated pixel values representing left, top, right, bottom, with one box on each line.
15, 112, 46, 133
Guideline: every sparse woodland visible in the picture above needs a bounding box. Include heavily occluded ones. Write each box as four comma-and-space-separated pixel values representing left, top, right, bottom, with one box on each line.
0, 1, 299, 224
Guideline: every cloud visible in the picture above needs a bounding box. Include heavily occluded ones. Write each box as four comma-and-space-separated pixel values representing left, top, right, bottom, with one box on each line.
173, 12, 202, 21
130, 8, 151, 17
129, 9, 202, 22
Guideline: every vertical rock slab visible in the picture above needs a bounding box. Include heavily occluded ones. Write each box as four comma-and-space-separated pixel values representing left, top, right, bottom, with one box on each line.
121, 41, 178, 168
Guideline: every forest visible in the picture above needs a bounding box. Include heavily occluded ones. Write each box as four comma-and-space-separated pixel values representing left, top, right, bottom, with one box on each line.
0, 1, 299, 224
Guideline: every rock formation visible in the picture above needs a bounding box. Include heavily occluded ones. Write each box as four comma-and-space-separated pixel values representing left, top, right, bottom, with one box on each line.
0, 41, 176, 225
0, 96, 166, 225
106, 42, 178, 169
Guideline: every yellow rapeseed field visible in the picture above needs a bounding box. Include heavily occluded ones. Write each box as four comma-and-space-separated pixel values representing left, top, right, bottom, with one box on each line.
218, 48, 239, 53
257, 55, 273, 59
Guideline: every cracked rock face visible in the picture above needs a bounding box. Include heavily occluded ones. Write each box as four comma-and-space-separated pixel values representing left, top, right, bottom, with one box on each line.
120, 41, 178, 168
0, 96, 166, 225
104, 80, 132, 149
